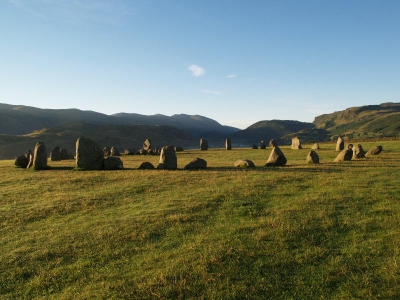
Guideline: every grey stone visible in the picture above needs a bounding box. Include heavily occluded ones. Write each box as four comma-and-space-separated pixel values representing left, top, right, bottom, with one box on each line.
336, 137, 344, 151
366, 145, 383, 156
260, 140, 266, 149
60, 148, 69, 160
334, 149, 353, 162
269, 139, 278, 148
184, 158, 207, 170
311, 143, 320, 150
143, 139, 151, 151
234, 159, 255, 168
103, 156, 123, 170
76, 137, 104, 170
33, 142, 48, 170
200, 138, 208, 150
138, 162, 155, 169
225, 138, 232, 150
252, 144, 258, 149
175, 146, 184, 152
158, 146, 177, 170
353, 144, 366, 159
306, 150, 319, 164
265, 146, 287, 166
14, 154, 29, 168
50, 146, 61, 161
103, 147, 110, 157
110, 146, 120, 156
291, 137, 302, 149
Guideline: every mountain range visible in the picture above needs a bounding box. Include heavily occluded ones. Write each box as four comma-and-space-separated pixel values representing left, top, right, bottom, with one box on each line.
0, 102, 399, 159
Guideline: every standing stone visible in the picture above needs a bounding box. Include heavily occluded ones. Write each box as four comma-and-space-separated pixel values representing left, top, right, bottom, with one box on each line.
336, 137, 344, 151
175, 146, 184, 152
138, 162, 155, 170
14, 154, 29, 168
366, 145, 383, 156
50, 146, 61, 161
260, 140, 266, 149
200, 138, 208, 150
353, 144, 366, 159
33, 142, 48, 170
291, 137, 302, 149
158, 146, 177, 170
269, 139, 278, 148
265, 144, 287, 167
311, 143, 320, 150
234, 159, 255, 168
76, 137, 104, 170
225, 138, 232, 150
103, 147, 110, 157
143, 139, 151, 151
103, 156, 123, 170
184, 158, 207, 170
110, 146, 120, 156
60, 148, 69, 160
334, 149, 353, 162
26, 152, 34, 169
306, 150, 319, 164
252, 144, 258, 149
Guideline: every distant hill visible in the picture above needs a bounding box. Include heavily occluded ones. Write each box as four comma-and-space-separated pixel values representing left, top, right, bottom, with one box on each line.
0, 123, 197, 159
229, 120, 314, 146
0, 104, 240, 137
313, 102, 400, 139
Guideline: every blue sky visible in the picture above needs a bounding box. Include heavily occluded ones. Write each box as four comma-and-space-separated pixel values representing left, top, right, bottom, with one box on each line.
1, 0, 399, 129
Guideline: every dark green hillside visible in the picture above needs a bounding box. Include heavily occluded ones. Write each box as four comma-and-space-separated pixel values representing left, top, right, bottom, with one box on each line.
230, 120, 313, 145
313, 102, 400, 138
0, 123, 196, 159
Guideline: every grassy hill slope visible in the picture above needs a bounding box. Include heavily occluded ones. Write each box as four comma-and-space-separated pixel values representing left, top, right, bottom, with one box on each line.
1, 141, 399, 298
313, 102, 400, 138
0, 123, 196, 159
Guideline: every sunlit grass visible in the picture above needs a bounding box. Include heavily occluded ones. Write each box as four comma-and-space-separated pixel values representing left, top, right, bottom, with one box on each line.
1, 141, 399, 298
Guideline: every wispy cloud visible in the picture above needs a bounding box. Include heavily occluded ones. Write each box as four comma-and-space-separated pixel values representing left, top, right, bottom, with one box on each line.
226, 74, 237, 78
188, 64, 205, 77
201, 89, 222, 95
7, 0, 135, 24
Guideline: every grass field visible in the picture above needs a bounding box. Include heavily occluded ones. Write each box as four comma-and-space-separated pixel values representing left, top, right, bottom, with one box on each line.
1, 141, 399, 299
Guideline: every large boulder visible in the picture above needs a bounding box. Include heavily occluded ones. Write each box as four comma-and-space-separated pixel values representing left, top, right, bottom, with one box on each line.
265, 146, 287, 166
334, 149, 353, 162
103, 156, 123, 170
353, 144, 366, 159
366, 145, 383, 156
110, 146, 120, 156
306, 150, 319, 164
184, 158, 207, 170
234, 159, 255, 168
26, 151, 34, 169
291, 137, 302, 149
200, 138, 208, 150
260, 140, 266, 149
76, 137, 104, 170
138, 162, 155, 170
143, 139, 151, 151
33, 142, 48, 170
175, 146, 184, 152
158, 146, 177, 170
14, 154, 29, 168
50, 146, 61, 161
252, 144, 258, 149
225, 138, 232, 150
336, 137, 344, 151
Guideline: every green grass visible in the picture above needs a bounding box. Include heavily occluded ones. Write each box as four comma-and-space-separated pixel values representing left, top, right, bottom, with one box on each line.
1, 141, 400, 299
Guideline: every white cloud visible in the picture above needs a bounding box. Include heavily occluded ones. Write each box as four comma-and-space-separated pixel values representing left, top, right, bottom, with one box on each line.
226, 74, 237, 78
188, 64, 205, 77
201, 89, 222, 95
